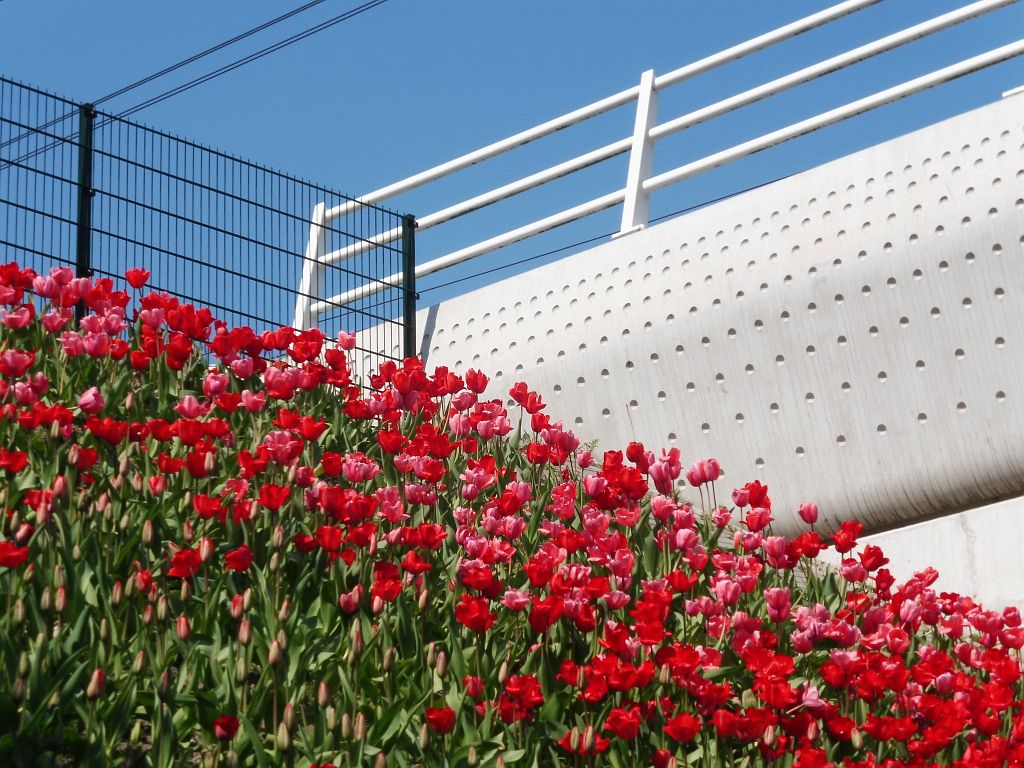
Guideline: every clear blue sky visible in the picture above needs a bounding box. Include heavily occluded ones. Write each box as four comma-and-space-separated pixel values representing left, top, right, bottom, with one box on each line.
3, 0, 1023, 308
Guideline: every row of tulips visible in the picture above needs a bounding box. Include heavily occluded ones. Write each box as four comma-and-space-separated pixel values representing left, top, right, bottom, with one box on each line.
0, 259, 1022, 767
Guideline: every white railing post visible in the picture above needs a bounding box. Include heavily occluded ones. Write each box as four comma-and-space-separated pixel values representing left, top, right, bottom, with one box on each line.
618, 69, 659, 235
292, 201, 328, 330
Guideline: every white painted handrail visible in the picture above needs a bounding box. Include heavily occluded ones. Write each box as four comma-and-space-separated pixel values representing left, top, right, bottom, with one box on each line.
296, 0, 1022, 327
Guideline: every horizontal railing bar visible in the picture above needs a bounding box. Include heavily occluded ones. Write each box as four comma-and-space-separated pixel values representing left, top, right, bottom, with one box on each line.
0, 239, 77, 265
644, 39, 1024, 194
320, 136, 633, 267
87, 226, 402, 327
322, 87, 641, 221
0, 154, 79, 186
312, 189, 627, 312
323, 1, 881, 223
653, 0, 882, 90
650, 0, 1016, 142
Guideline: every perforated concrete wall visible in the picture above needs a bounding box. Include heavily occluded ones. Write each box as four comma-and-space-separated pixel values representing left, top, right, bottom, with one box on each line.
364, 93, 1024, 537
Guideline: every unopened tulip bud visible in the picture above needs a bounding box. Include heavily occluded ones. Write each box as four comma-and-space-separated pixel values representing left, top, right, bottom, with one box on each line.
272, 524, 284, 549
498, 660, 509, 684
86, 668, 105, 699
180, 579, 191, 601
569, 728, 580, 752
203, 451, 215, 473
17, 651, 28, 676
659, 665, 671, 685
134, 649, 146, 674
496, 758, 506, 768
278, 599, 290, 622
352, 626, 364, 654
851, 728, 863, 749
143, 604, 154, 625
287, 463, 297, 484
157, 670, 171, 701
583, 725, 596, 753
741, 689, 758, 710
48, 690, 60, 708
418, 589, 429, 611
230, 595, 245, 620
13, 598, 24, 624
111, 580, 123, 606
118, 455, 130, 478
68, 444, 80, 466
325, 706, 337, 731
23, 563, 34, 583
276, 628, 288, 650
419, 723, 430, 751
99, 617, 108, 641
141, 519, 154, 545
807, 720, 819, 741
317, 681, 330, 707
118, 511, 129, 529
426, 642, 436, 668
763, 725, 776, 747
177, 615, 191, 641
12, 677, 26, 704
374, 752, 387, 768
40, 586, 51, 612
202, 755, 215, 768
275, 721, 291, 751
199, 537, 214, 563
243, 588, 253, 611
468, 746, 478, 766
97, 493, 110, 514
182, 520, 194, 543
383, 647, 396, 672
235, 652, 248, 683
436, 651, 447, 678
341, 712, 352, 739
283, 702, 295, 731
125, 392, 135, 410
354, 712, 367, 741
269, 552, 280, 572
368, 534, 378, 557
54, 565, 65, 588
132, 473, 143, 493
237, 619, 251, 646
269, 640, 283, 668
370, 595, 384, 614
157, 595, 169, 622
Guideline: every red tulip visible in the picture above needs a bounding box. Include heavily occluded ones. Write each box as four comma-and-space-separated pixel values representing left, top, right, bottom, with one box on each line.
212, 714, 239, 741
125, 267, 150, 288
0, 541, 30, 568
224, 544, 253, 572
425, 706, 456, 734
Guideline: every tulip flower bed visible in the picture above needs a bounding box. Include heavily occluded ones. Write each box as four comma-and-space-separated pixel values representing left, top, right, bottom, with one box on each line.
1, 260, 1023, 768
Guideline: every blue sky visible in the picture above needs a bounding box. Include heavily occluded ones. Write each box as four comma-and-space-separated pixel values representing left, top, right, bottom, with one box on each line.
2, 0, 1023, 309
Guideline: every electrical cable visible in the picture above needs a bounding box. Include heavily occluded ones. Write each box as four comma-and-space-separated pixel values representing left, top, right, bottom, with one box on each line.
113, 0, 389, 120
1, 0, 336, 152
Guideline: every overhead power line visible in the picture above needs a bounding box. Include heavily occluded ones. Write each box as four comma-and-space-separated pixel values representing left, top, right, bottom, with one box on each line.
95, 0, 335, 107
114, 0, 390, 120
1, 0, 336, 152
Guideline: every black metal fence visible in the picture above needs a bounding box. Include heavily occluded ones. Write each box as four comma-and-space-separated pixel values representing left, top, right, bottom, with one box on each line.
0, 75, 414, 377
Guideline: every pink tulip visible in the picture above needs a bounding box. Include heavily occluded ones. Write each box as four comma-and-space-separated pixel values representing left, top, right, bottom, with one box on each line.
798, 502, 819, 525
78, 387, 104, 414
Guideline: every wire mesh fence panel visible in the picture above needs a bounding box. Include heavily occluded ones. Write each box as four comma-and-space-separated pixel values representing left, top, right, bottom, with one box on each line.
0, 76, 411, 382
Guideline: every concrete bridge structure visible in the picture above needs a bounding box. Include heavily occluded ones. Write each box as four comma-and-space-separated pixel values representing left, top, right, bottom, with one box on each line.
405, 93, 1024, 608
301, 1, 1024, 607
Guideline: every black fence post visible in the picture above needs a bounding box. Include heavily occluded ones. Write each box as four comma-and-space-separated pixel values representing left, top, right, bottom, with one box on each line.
74, 103, 95, 319
401, 214, 418, 360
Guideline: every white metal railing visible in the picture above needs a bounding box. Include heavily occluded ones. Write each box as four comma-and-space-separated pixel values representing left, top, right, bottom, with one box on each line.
294, 0, 1023, 329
